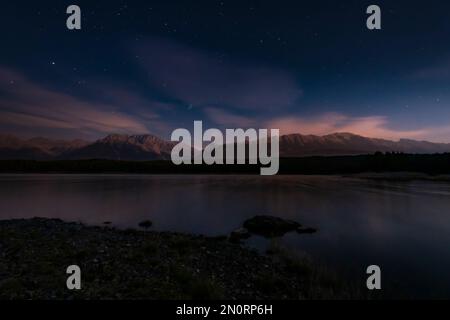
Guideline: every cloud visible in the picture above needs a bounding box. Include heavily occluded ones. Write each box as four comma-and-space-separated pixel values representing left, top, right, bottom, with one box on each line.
137, 37, 302, 111
0, 67, 168, 139
266, 113, 450, 142
411, 58, 450, 80
204, 107, 256, 128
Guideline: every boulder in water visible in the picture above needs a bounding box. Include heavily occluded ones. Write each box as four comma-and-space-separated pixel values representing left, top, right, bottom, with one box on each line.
229, 228, 251, 243
296, 227, 317, 234
138, 220, 153, 230
243, 215, 301, 238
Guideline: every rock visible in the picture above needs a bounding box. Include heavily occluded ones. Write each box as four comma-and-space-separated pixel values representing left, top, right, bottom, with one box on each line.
296, 227, 317, 234
243, 216, 301, 238
229, 228, 251, 243
138, 220, 153, 230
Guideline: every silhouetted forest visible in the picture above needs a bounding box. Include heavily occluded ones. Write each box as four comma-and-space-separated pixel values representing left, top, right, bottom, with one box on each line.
1, 152, 450, 175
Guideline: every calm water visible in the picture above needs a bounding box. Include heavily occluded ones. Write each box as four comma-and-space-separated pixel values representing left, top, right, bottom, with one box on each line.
1, 174, 450, 298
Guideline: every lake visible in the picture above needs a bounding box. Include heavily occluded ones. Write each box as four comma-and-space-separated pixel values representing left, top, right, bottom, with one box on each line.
1, 174, 450, 298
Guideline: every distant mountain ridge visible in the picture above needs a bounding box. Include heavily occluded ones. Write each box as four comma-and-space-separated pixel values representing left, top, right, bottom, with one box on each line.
0, 132, 450, 160
279, 132, 450, 156
62, 134, 175, 161
0, 134, 89, 160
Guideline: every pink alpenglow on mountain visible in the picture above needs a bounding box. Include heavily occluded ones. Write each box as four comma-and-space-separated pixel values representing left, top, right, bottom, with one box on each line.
0, 132, 449, 160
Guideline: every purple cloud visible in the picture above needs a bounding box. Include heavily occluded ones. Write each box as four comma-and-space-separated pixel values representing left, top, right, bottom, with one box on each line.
204, 107, 256, 128
137, 38, 303, 112
411, 58, 450, 80
0, 67, 169, 139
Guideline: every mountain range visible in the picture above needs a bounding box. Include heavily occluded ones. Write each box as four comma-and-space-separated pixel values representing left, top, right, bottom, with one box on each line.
0, 132, 449, 160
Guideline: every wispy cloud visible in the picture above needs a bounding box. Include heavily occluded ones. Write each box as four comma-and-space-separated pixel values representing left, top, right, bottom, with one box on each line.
411, 58, 450, 80
0, 67, 168, 139
267, 113, 450, 142
204, 107, 257, 128
137, 37, 302, 112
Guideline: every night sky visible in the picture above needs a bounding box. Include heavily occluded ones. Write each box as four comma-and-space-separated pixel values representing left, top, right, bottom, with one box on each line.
1, 0, 450, 142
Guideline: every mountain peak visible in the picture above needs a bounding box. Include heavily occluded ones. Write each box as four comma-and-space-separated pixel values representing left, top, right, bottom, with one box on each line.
0, 134, 24, 148
325, 132, 359, 138
1, 132, 450, 160
100, 134, 130, 143
60, 133, 176, 161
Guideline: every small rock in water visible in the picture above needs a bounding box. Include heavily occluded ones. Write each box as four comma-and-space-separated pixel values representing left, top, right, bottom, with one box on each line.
229, 228, 251, 243
243, 215, 301, 238
296, 227, 317, 234
138, 220, 153, 230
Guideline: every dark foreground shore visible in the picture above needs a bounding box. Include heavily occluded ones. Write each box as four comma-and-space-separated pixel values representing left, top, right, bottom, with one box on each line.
0, 218, 362, 300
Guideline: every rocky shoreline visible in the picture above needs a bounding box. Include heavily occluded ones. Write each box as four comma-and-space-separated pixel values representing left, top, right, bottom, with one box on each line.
0, 218, 361, 300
